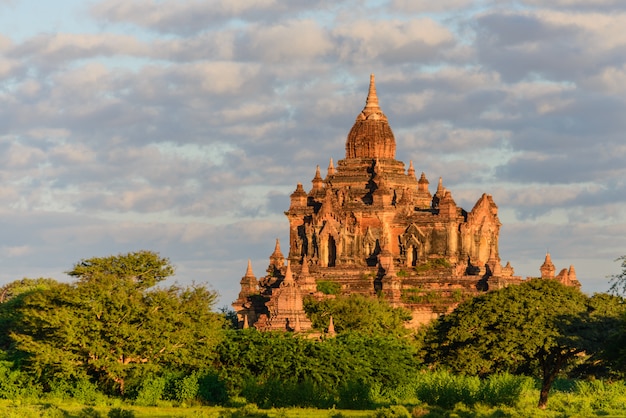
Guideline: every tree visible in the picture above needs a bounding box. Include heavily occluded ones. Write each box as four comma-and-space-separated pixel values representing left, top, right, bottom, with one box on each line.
8, 251, 224, 394
609, 255, 626, 296
570, 292, 626, 378
215, 328, 420, 408
304, 294, 412, 337
0, 278, 60, 350
426, 278, 592, 409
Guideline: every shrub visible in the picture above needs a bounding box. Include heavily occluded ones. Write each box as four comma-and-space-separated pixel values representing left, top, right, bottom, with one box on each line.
337, 379, 375, 410
40, 404, 66, 418
198, 370, 229, 405
574, 379, 626, 410
171, 373, 200, 403
107, 408, 135, 418
72, 379, 102, 405
241, 377, 333, 409
413, 371, 531, 409
0, 361, 41, 400
78, 407, 102, 418
133, 376, 166, 406
372, 405, 411, 417
218, 403, 270, 418
414, 371, 480, 409
477, 373, 532, 406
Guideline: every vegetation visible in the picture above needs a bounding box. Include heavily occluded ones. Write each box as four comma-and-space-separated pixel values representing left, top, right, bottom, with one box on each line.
610, 255, 626, 296
0, 251, 625, 416
413, 258, 451, 275
1, 251, 224, 396
425, 278, 624, 408
316, 280, 342, 295
304, 294, 412, 336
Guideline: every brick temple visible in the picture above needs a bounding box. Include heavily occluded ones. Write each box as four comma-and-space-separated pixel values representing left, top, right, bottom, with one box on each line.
233, 75, 579, 331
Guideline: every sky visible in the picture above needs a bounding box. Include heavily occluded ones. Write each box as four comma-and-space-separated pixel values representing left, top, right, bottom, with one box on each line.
0, 0, 625, 308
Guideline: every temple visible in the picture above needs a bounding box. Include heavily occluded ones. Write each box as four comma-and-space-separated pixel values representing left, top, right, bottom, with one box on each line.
233, 74, 580, 331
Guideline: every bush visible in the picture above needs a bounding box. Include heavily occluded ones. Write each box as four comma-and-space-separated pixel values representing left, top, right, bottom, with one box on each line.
372, 405, 411, 417
198, 370, 229, 405
78, 407, 102, 418
413, 371, 530, 409
40, 404, 66, 418
218, 403, 270, 418
0, 361, 41, 400
241, 377, 333, 409
72, 379, 102, 405
171, 373, 199, 403
107, 408, 135, 418
574, 379, 626, 410
133, 376, 166, 406
414, 371, 479, 409
337, 379, 375, 410
477, 373, 532, 406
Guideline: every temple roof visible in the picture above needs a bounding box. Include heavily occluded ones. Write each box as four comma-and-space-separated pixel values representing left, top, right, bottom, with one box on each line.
345, 74, 396, 160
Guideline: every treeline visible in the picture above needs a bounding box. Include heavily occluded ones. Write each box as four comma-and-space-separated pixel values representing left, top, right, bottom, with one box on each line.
0, 251, 625, 413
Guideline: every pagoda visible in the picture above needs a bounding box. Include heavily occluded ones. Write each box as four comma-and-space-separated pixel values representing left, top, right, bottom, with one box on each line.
233, 75, 579, 330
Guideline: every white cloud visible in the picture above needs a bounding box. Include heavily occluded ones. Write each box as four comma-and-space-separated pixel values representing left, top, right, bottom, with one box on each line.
244, 20, 332, 63
333, 18, 455, 63
391, 0, 473, 13
0, 0, 624, 299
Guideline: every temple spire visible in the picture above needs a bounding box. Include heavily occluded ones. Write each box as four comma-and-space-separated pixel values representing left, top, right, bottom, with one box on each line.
408, 160, 415, 178
365, 73, 380, 112
282, 261, 295, 286
300, 257, 309, 276
244, 259, 254, 277
268, 238, 285, 272
312, 165, 324, 190
327, 158, 335, 176
328, 315, 336, 336
271, 238, 283, 258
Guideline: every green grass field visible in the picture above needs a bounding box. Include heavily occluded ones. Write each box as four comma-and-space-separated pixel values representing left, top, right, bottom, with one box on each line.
2, 380, 626, 418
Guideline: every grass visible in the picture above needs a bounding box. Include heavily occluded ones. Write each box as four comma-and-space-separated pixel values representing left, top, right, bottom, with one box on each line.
0, 402, 373, 418
1, 375, 626, 417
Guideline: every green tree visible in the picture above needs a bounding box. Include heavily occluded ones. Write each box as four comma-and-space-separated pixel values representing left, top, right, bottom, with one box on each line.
8, 251, 224, 394
0, 278, 60, 350
426, 278, 592, 409
609, 255, 626, 296
304, 294, 412, 337
578, 293, 626, 378
216, 329, 420, 407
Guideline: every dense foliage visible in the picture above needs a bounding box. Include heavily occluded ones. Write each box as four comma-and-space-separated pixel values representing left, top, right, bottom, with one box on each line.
0, 251, 625, 415
2, 251, 224, 395
425, 279, 624, 408
304, 294, 412, 337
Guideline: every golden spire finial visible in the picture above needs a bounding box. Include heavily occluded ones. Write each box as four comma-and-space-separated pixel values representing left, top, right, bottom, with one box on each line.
365, 73, 379, 110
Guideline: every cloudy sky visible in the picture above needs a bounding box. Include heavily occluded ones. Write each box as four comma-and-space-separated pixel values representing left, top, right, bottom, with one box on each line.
1, 0, 625, 307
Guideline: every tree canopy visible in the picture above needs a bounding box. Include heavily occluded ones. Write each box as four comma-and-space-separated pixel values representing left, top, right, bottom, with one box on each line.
426, 278, 607, 409
304, 294, 412, 337
7, 251, 224, 394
